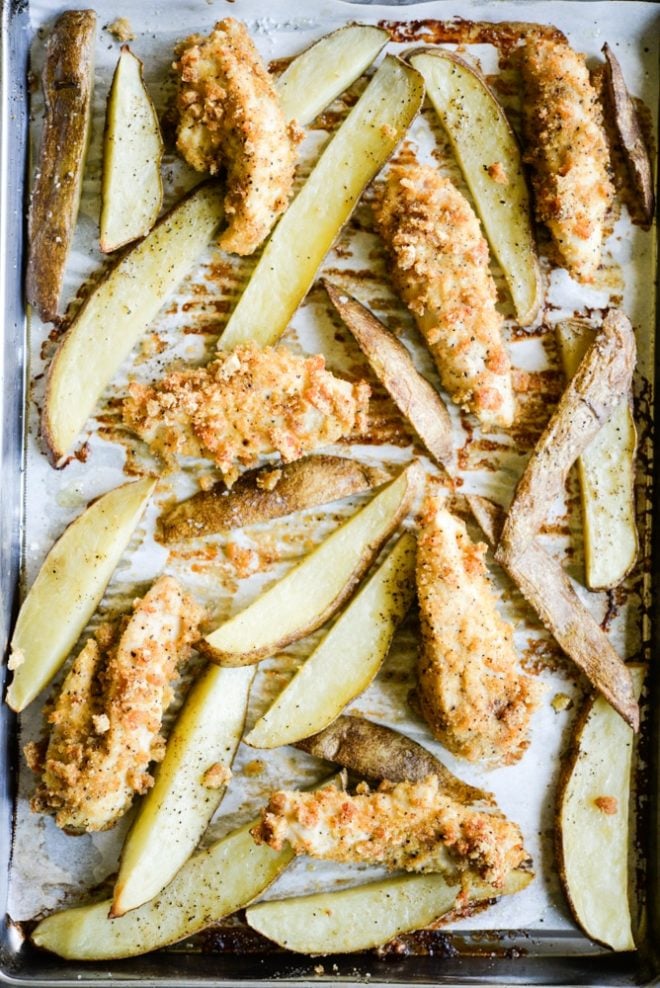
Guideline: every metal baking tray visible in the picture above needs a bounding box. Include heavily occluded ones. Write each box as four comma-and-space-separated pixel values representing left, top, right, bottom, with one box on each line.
1, 0, 659, 983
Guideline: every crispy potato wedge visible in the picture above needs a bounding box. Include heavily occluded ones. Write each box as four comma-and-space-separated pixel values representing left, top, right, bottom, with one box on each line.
26, 10, 96, 324
246, 868, 533, 954
100, 46, 164, 252
557, 665, 644, 951
276, 24, 389, 126
43, 183, 225, 463
219, 56, 425, 350
112, 664, 255, 917
245, 533, 416, 749
199, 461, 424, 666
7, 478, 155, 713
324, 284, 454, 466
157, 455, 389, 544
408, 48, 542, 326
497, 310, 636, 565
556, 319, 638, 590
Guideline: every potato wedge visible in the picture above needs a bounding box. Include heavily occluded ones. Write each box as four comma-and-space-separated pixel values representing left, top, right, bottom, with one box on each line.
100, 46, 164, 252
219, 56, 424, 350
246, 868, 533, 954
7, 477, 155, 713
556, 319, 638, 590
245, 533, 415, 749
557, 665, 644, 951
157, 455, 389, 544
112, 664, 255, 917
408, 48, 542, 326
26, 10, 96, 324
199, 461, 423, 666
324, 284, 453, 466
276, 24, 389, 126
43, 183, 225, 463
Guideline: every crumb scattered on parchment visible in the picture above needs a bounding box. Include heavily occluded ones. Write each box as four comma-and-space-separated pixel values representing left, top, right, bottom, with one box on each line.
551, 692, 572, 713
224, 542, 259, 577
313, 965, 325, 976
594, 796, 618, 815
202, 762, 232, 789
106, 17, 135, 42
244, 759, 265, 777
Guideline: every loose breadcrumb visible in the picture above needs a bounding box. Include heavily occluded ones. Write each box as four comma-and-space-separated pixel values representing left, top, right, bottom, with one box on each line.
106, 17, 135, 42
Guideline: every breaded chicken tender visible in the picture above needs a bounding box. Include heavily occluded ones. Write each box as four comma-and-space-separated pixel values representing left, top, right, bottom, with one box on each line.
416, 495, 541, 766
122, 343, 370, 484
251, 774, 530, 888
174, 18, 300, 255
374, 163, 515, 430
25, 577, 203, 834
519, 38, 614, 283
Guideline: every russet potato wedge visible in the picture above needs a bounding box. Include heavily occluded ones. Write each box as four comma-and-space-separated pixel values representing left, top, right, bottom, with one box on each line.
245, 532, 416, 749
556, 319, 638, 591
26, 10, 96, 324
246, 868, 533, 954
557, 665, 645, 951
6, 477, 155, 712
219, 56, 425, 350
199, 461, 424, 666
42, 182, 225, 464
112, 664, 255, 917
408, 48, 542, 327
100, 45, 164, 252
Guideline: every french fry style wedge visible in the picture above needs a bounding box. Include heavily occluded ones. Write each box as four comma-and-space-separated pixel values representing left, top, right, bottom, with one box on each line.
408, 48, 542, 326
199, 461, 423, 666
246, 868, 533, 954
7, 478, 155, 713
324, 284, 454, 466
43, 183, 225, 464
112, 664, 254, 917
219, 56, 425, 350
245, 533, 416, 749
556, 319, 638, 590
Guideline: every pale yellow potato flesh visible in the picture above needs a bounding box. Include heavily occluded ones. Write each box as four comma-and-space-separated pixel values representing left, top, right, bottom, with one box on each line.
6, 477, 155, 712
556, 319, 638, 591
100, 46, 164, 252
112, 664, 255, 916
245, 532, 416, 749
246, 868, 533, 954
219, 56, 425, 350
43, 183, 225, 463
408, 49, 542, 327
199, 461, 423, 665
557, 666, 645, 951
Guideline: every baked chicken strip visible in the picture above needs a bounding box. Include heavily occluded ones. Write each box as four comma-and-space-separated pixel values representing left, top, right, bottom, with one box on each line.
174, 18, 300, 255
25, 576, 203, 834
374, 162, 515, 430
122, 343, 370, 484
251, 774, 530, 888
519, 38, 614, 283
417, 495, 541, 766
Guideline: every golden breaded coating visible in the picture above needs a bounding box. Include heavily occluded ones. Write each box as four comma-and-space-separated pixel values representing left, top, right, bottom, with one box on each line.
251, 775, 530, 888
122, 343, 370, 484
374, 163, 514, 430
416, 495, 541, 765
25, 577, 203, 834
519, 38, 614, 283
174, 18, 300, 255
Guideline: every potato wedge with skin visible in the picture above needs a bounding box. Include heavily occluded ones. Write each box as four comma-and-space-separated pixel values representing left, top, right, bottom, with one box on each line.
100, 46, 164, 252
408, 48, 542, 327
157, 455, 389, 544
199, 461, 424, 666
246, 533, 416, 749
246, 868, 533, 954
556, 319, 638, 590
26, 10, 96, 324
219, 56, 425, 351
324, 284, 453, 466
42, 182, 225, 464
112, 664, 254, 917
557, 665, 644, 951
7, 478, 155, 713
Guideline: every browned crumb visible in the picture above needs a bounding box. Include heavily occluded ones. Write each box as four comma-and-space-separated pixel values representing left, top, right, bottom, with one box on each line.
201, 762, 233, 789
106, 17, 135, 42
594, 795, 618, 815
